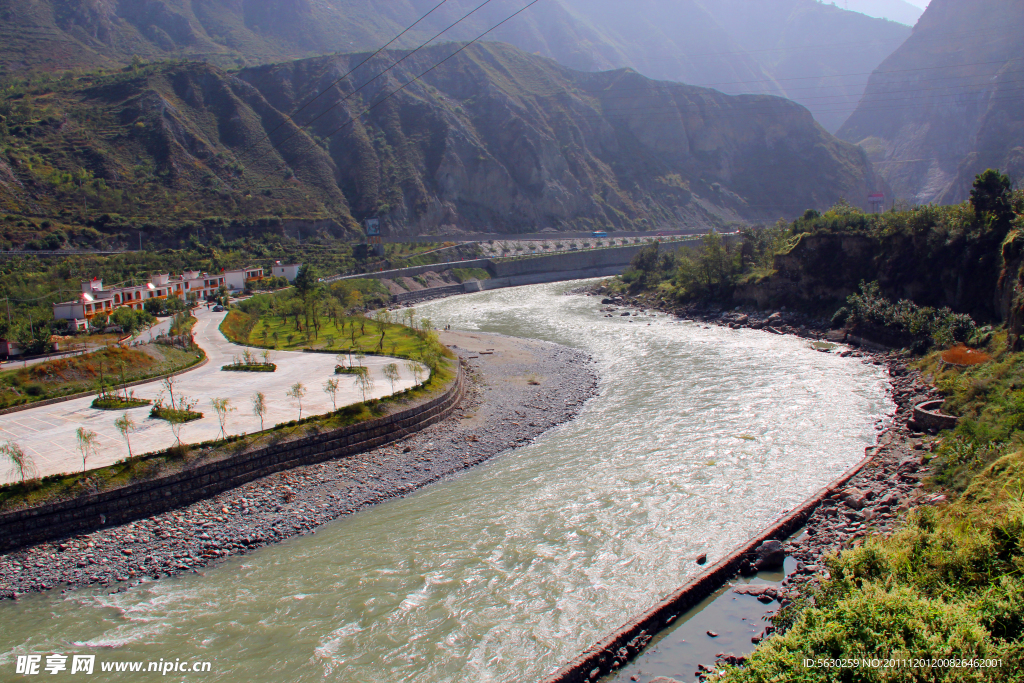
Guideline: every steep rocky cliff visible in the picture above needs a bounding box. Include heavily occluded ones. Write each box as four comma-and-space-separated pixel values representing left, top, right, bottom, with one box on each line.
735, 206, 1013, 323
238, 42, 884, 234
0, 43, 884, 235
838, 0, 1024, 205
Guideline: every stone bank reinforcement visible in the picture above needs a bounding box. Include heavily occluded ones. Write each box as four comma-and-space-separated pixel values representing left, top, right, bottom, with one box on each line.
0, 363, 465, 553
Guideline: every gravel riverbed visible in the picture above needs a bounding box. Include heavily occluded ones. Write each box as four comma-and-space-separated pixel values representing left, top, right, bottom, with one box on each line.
0, 331, 598, 599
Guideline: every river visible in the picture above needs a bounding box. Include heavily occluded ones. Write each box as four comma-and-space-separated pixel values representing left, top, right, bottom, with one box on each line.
0, 282, 892, 682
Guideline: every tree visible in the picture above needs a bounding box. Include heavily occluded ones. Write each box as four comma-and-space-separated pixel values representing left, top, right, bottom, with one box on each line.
162, 376, 177, 409
114, 413, 136, 462
252, 391, 267, 431
697, 231, 730, 293
165, 395, 197, 448
353, 369, 375, 402
117, 360, 129, 401
0, 440, 35, 483
383, 363, 401, 394
75, 427, 98, 472
211, 398, 235, 439
323, 378, 340, 410
373, 310, 389, 352
286, 382, 307, 420
405, 360, 425, 386
293, 265, 322, 338
970, 169, 1013, 223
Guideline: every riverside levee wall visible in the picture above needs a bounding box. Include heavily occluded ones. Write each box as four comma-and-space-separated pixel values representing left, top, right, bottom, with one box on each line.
0, 364, 465, 553
482, 245, 650, 288
344, 243, 693, 302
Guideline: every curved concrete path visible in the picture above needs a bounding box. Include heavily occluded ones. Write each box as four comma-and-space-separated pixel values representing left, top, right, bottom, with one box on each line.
0, 309, 425, 484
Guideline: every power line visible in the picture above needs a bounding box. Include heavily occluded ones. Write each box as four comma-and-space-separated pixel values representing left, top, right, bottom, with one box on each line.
248, 0, 544, 189
241, 0, 502, 174
234, 0, 452, 162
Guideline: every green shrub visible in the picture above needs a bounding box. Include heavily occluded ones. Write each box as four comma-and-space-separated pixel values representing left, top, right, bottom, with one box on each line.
847, 281, 977, 346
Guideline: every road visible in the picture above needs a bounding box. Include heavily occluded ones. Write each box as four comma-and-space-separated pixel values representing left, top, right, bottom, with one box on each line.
0, 308, 425, 484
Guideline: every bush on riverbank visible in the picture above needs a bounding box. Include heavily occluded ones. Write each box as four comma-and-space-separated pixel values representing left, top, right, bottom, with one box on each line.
725, 465, 1024, 681
834, 281, 978, 350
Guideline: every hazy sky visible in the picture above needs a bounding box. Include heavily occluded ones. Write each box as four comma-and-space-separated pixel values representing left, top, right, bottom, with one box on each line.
905, 0, 930, 8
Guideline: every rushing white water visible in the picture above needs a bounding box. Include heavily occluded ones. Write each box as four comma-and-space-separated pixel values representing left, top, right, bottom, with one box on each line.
0, 283, 892, 682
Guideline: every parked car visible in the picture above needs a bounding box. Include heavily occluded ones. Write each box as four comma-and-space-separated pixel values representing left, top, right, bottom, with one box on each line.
212, 305, 225, 312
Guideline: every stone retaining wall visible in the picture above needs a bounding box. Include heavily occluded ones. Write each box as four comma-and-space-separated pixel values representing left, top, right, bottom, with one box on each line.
541, 435, 891, 683
0, 364, 465, 553
391, 284, 468, 304
911, 400, 959, 432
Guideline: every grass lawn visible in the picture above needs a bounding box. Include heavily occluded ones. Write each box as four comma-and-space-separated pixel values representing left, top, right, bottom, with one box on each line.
0, 345, 204, 410
224, 309, 442, 361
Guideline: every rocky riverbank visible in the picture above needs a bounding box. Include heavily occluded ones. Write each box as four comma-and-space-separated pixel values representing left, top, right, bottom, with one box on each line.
0, 332, 598, 599
579, 285, 948, 682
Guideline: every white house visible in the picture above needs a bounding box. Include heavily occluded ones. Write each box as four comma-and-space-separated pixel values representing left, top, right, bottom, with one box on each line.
0, 339, 23, 358
223, 267, 265, 293
271, 262, 302, 282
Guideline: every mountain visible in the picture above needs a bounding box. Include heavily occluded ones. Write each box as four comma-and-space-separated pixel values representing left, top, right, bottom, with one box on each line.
0, 0, 909, 133
838, 0, 1024, 205
692, 0, 912, 132
841, 0, 924, 26
0, 42, 883, 240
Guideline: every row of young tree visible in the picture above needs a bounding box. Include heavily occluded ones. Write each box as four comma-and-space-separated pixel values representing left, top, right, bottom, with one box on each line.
1, 356, 429, 484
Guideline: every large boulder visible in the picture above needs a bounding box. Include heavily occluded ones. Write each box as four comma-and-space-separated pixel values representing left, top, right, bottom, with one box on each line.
841, 488, 867, 510
754, 539, 785, 570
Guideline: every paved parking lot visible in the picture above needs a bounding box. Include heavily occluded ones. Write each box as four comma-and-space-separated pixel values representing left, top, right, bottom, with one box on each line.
0, 309, 425, 483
